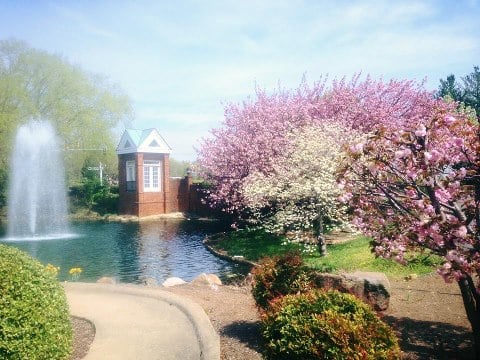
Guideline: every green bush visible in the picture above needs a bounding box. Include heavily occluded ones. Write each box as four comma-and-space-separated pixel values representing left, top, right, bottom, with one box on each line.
262, 290, 401, 360
70, 179, 119, 215
0, 245, 72, 359
92, 185, 119, 214
251, 252, 314, 310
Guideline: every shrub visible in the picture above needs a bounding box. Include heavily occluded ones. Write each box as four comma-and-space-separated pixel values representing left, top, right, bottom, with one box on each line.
0, 244, 72, 359
251, 252, 314, 310
70, 180, 119, 215
92, 186, 119, 214
262, 289, 401, 360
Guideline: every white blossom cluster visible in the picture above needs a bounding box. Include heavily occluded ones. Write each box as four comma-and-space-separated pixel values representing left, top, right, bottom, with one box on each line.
242, 123, 361, 239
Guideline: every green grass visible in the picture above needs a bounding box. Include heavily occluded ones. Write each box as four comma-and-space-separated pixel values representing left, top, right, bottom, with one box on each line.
304, 236, 442, 279
209, 229, 302, 262
210, 229, 441, 279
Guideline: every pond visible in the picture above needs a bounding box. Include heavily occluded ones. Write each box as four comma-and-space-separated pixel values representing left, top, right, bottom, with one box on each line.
0, 219, 249, 284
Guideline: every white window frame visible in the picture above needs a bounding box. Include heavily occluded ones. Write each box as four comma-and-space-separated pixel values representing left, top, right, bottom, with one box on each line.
143, 160, 161, 192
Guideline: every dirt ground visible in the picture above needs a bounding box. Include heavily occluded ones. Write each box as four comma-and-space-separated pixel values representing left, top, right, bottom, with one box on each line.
71, 273, 475, 360
385, 273, 474, 359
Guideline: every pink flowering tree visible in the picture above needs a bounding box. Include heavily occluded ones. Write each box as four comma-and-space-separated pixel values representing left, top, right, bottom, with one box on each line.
197, 79, 327, 214
197, 76, 436, 221
338, 101, 480, 352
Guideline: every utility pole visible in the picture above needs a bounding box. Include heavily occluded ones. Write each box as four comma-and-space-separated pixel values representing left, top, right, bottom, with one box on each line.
87, 162, 104, 185
66, 145, 107, 185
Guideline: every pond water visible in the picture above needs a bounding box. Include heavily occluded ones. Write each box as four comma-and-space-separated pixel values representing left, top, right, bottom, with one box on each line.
0, 219, 249, 284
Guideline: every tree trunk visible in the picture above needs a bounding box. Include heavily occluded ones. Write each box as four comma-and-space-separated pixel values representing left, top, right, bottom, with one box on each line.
458, 275, 480, 358
317, 233, 327, 256
314, 213, 327, 256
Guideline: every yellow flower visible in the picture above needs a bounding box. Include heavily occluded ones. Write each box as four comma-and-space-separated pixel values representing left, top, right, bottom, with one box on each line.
69, 267, 83, 275
45, 263, 60, 277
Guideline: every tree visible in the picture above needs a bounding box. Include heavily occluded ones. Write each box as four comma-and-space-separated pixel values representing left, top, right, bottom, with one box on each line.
169, 158, 192, 177
0, 39, 133, 191
338, 100, 480, 354
197, 79, 325, 214
437, 74, 463, 101
242, 124, 361, 253
463, 66, 480, 116
438, 65, 480, 118
197, 75, 436, 220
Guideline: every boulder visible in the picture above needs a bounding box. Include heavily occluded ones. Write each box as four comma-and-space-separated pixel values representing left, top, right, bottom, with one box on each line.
312, 271, 390, 311
162, 277, 187, 287
96, 276, 116, 284
190, 273, 223, 287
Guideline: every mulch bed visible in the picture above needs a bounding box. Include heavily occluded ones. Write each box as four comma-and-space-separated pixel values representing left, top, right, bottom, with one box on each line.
70, 273, 476, 359
70, 316, 95, 360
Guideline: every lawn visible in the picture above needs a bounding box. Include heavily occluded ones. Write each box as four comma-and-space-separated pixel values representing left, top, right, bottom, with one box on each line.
207, 229, 302, 261
209, 229, 442, 279
304, 235, 442, 278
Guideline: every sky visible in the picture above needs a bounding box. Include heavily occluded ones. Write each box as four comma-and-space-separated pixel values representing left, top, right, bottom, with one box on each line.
0, 1, 479, 161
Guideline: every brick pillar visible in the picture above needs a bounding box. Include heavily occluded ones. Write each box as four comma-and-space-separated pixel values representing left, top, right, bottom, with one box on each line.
118, 153, 140, 216
163, 154, 170, 213
136, 152, 144, 216
186, 172, 192, 212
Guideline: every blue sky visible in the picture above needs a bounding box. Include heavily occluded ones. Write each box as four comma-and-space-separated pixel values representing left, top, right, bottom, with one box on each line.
1, 1, 479, 160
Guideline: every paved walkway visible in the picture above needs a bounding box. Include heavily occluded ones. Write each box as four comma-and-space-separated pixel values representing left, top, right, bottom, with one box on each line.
64, 282, 220, 360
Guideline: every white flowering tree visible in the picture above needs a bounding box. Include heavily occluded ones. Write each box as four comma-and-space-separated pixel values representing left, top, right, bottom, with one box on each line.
242, 123, 361, 254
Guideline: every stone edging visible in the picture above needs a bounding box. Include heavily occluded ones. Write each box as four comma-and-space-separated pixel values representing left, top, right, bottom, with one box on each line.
203, 234, 258, 268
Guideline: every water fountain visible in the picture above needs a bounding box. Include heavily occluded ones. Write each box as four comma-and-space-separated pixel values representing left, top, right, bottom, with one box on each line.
2, 121, 247, 282
7, 120, 70, 239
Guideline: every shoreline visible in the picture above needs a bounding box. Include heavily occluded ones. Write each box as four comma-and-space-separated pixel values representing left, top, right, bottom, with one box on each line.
69, 210, 220, 223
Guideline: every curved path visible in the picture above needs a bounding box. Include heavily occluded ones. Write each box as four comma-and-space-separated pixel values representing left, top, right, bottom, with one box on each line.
64, 282, 220, 360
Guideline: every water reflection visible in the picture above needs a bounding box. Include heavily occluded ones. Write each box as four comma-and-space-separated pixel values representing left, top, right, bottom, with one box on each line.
1, 219, 249, 284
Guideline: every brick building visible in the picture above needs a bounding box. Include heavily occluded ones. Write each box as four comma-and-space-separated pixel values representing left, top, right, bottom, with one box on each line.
116, 128, 206, 217
117, 128, 171, 216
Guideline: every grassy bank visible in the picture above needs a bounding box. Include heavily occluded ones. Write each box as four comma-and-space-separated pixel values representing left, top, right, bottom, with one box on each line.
209, 229, 441, 279
207, 229, 302, 262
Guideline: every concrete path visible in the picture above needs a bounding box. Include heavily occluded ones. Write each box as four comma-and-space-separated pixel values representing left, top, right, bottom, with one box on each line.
64, 282, 220, 360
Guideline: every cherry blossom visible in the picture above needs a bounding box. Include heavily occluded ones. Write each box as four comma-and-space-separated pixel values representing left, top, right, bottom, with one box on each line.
197, 75, 435, 215
339, 103, 480, 352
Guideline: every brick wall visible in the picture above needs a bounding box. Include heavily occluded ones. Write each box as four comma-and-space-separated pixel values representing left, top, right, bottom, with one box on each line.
118, 152, 169, 217
118, 153, 138, 215
119, 153, 213, 217
168, 177, 189, 213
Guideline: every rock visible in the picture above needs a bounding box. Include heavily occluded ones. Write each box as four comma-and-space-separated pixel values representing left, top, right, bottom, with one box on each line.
97, 276, 116, 284
162, 277, 187, 287
142, 277, 158, 287
348, 271, 391, 311
190, 273, 223, 287
312, 271, 390, 311
207, 274, 222, 286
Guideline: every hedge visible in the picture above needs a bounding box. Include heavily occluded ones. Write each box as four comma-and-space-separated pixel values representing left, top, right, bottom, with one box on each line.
0, 244, 72, 359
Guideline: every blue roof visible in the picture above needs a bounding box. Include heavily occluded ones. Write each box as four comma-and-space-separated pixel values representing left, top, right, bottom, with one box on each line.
125, 128, 156, 147
117, 128, 172, 155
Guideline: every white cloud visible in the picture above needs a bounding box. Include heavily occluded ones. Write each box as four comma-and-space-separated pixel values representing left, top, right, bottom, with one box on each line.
1, 0, 478, 160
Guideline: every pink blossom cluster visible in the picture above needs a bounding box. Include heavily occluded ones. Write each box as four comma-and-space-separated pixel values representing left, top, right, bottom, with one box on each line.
339, 102, 480, 285
197, 75, 436, 214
